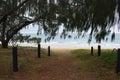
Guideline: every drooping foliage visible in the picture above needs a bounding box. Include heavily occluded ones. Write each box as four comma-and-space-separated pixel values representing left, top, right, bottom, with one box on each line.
0, 0, 119, 48
56, 0, 117, 43
0, 0, 57, 48
11, 33, 41, 45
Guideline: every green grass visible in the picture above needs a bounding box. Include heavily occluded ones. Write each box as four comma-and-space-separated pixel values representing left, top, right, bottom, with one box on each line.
71, 49, 120, 79
71, 49, 117, 68
1, 47, 120, 80
0, 46, 48, 79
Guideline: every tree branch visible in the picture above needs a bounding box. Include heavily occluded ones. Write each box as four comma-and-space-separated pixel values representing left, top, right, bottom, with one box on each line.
6, 16, 42, 41
0, 0, 29, 24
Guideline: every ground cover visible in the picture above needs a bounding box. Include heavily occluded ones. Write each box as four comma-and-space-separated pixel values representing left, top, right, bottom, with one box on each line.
0, 47, 120, 80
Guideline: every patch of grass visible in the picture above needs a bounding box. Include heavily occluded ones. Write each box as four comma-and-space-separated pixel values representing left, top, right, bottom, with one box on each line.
71, 49, 119, 79
71, 49, 91, 59
99, 72, 109, 78
0, 46, 49, 80
71, 49, 117, 68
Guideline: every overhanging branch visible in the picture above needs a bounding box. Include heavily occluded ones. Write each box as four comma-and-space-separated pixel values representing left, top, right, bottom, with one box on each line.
7, 16, 43, 41
0, 0, 29, 24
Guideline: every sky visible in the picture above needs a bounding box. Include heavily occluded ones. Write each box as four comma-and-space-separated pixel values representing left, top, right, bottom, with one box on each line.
20, 24, 120, 35
20, 24, 64, 34
20, 26, 38, 34
20, 9, 120, 34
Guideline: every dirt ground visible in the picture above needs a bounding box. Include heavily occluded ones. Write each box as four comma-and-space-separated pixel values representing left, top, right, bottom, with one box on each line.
0, 48, 87, 80
0, 47, 120, 80
24, 49, 84, 80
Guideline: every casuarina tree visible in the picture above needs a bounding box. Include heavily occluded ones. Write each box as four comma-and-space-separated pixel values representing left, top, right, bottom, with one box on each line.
0, 0, 119, 48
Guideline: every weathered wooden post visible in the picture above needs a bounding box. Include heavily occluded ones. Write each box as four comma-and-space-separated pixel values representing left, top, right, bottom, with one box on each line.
38, 44, 41, 58
116, 49, 120, 73
98, 45, 101, 56
91, 46, 93, 56
48, 46, 50, 56
12, 46, 18, 72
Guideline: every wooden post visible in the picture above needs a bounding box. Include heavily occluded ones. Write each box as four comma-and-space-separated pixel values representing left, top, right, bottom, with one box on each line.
98, 45, 101, 56
38, 44, 41, 58
48, 46, 50, 56
116, 49, 120, 73
91, 46, 93, 56
12, 46, 18, 72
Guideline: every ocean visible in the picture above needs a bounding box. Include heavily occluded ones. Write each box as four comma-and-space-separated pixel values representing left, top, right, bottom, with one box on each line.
14, 32, 120, 49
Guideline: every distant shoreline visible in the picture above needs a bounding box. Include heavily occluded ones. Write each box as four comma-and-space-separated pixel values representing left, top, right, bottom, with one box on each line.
8, 42, 120, 49
13, 33, 120, 49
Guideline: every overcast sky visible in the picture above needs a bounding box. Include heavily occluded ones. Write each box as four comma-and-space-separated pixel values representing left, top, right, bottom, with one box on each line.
20, 24, 64, 34
20, 24, 120, 34
20, 26, 38, 34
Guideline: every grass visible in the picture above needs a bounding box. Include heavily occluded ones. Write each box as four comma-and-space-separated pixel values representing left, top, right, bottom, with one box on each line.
71, 49, 120, 79
0, 46, 48, 80
0, 46, 120, 80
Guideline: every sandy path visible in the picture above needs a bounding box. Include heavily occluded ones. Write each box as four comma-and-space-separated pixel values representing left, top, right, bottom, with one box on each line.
0, 48, 94, 80
1, 47, 119, 80
22, 49, 81, 80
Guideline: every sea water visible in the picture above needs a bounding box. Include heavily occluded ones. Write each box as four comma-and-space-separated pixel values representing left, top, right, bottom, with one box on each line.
14, 32, 120, 49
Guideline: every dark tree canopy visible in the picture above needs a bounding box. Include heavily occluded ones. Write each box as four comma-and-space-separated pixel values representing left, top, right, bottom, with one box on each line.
0, 0, 120, 48
0, 0, 55, 48
55, 0, 118, 43
11, 33, 41, 45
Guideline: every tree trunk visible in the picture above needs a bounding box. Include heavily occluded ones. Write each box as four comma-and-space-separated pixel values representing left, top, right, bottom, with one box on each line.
1, 40, 8, 48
